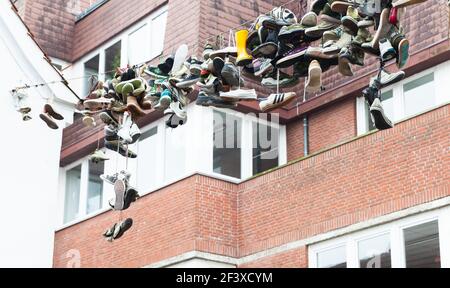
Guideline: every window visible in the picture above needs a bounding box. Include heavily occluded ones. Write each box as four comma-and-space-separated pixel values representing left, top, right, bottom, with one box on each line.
165, 125, 187, 182
62, 156, 106, 224
404, 220, 441, 268
104, 41, 121, 80
358, 234, 391, 268
137, 127, 159, 192
128, 24, 149, 66
83, 54, 99, 95
309, 207, 450, 268
317, 246, 347, 268
356, 61, 450, 135
150, 11, 167, 58
213, 111, 242, 179
252, 122, 279, 175
64, 165, 81, 223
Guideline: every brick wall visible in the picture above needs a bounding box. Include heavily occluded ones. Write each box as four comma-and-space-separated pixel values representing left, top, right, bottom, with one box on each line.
54, 105, 449, 267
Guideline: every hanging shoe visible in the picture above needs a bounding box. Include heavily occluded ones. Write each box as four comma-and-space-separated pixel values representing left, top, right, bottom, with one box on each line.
305, 60, 322, 93
221, 60, 242, 87
219, 89, 258, 101
104, 140, 137, 158
100, 173, 118, 185
338, 51, 354, 76
103, 223, 117, 242
112, 218, 133, 240
370, 98, 394, 130
361, 8, 391, 52
341, 6, 360, 36
154, 89, 172, 111
99, 111, 119, 127
117, 112, 133, 144
330, 1, 353, 14
259, 92, 297, 112
396, 38, 410, 69
379, 38, 397, 62
195, 91, 237, 108
235, 30, 253, 66
261, 70, 299, 88
305, 4, 341, 38
254, 58, 274, 77
276, 45, 308, 69
158, 55, 174, 75
358, 17, 375, 28
43, 104, 64, 121
122, 188, 140, 210
202, 43, 215, 61
322, 31, 352, 55
40, 112, 58, 130
322, 26, 343, 44
89, 149, 109, 163
208, 46, 238, 60
370, 70, 405, 88
82, 115, 96, 128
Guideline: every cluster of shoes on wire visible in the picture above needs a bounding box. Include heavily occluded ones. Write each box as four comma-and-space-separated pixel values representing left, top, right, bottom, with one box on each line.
239, 0, 421, 130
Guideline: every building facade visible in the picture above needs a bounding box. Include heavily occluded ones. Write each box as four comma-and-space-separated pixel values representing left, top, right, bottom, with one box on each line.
16, 0, 450, 267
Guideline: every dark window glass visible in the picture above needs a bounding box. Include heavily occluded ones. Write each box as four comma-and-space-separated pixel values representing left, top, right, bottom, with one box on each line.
404, 220, 441, 268
105, 41, 121, 80
252, 122, 279, 175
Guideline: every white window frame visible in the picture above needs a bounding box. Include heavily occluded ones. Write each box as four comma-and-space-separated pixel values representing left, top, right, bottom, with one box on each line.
309, 206, 450, 268
59, 154, 107, 226
356, 60, 450, 135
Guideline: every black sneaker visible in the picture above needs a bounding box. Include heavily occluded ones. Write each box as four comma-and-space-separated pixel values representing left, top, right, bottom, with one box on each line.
370, 98, 394, 130
176, 74, 200, 88
112, 218, 133, 240
158, 55, 174, 74
123, 188, 140, 210
105, 140, 137, 158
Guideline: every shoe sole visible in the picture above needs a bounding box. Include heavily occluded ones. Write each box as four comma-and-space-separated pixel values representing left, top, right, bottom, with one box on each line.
113, 219, 133, 240
342, 17, 358, 36
278, 29, 305, 43
338, 56, 354, 77
114, 180, 126, 211
100, 112, 118, 126
276, 49, 307, 68
330, 1, 352, 14
252, 42, 278, 58
370, 106, 394, 130
260, 93, 296, 112
44, 104, 64, 120
254, 63, 273, 77
40, 113, 58, 130
397, 39, 409, 69
305, 62, 322, 93
221, 67, 240, 87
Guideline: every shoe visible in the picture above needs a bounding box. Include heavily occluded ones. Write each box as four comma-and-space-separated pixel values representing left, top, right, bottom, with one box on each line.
358, 17, 375, 28
203, 43, 215, 60
276, 45, 308, 68
105, 140, 137, 158
154, 89, 172, 111
305, 60, 322, 93
82, 115, 96, 127
259, 92, 297, 112
188, 56, 203, 75
361, 8, 391, 51
370, 69, 405, 87
301, 11, 318, 27
100, 173, 118, 185
370, 98, 394, 130
166, 113, 188, 128
212, 57, 225, 78
166, 101, 187, 119
90, 149, 109, 163
330, 1, 353, 14
235, 30, 253, 66
261, 70, 299, 88
323, 31, 352, 55
322, 26, 343, 43
219, 89, 257, 101
158, 55, 174, 74
311, 0, 328, 14
260, 7, 297, 30
338, 53, 354, 76
43, 104, 64, 120
127, 96, 146, 118
341, 6, 360, 36
396, 38, 409, 69
209, 46, 238, 59
305, 46, 338, 60
176, 74, 200, 88
254, 58, 274, 77
389, 7, 399, 25
113, 178, 127, 211
112, 218, 133, 240
379, 38, 396, 62
353, 27, 373, 46
196, 91, 237, 108
99, 111, 119, 127
40, 113, 58, 130
252, 28, 278, 57
145, 66, 169, 79
221, 61, 241, 87
103, 223, 117, 241
123, 188, 140, 210
129, 123, 141, 144
305, 4, 341, 38
392, 0, 427, 8
117, 112, 133, 143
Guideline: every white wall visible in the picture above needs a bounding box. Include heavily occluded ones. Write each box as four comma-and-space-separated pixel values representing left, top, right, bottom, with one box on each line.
0, 0, 77, 268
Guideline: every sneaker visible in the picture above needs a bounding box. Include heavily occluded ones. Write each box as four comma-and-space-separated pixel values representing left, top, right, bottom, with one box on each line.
145, 66, 169, 79
254, 58, 274, 77
123, 188, 140, 210
276, 45, 308, 68
370, 69, 405, 87
89, 149, 109, 163
113, 178, 127, 211
100, 173, 118, 185
158, 55, 174, 74
361, 8, 391, 52
105, 140, 137, 158
99, 111, 119, 127
339, 45, 365, 66
305, 46, 338, 60
301, 11, 318, 27
396, 38, 410, 69
353, 27, 373, 46
259, 92, 297, 112
176, 74, 200, 88
219, 89, 257, 101
278, 23, 307, 43
43, 104, 64, 121
330, 1, 353, 14
166, 112, 188, 128
322, 26, 343, 44
103, 223, 117, 241
221, 61, 241, 87
370, 98, 394, 130
358, 17, 375, 28
209, 46, 238, 59
188, 56, 203, 75
112, 218, 133, 240
154, 89, 172, 111
323, 31, 352, 55
195, 91, 237, 108
40, 112, 58, 130
252, 29, 279, 57
202, 43, 215, 60
305, 60, 322, 93
261, 70, 299, 88
82, 115, 96, 127
338, 53, 354, 76
117, 112, 133, 143
311, 0, 328, 14
129, 124, 141, 144
305, 4, 341, 38
379, 38, 396, 62
165, 101, 187, 119
341, 6, 360, 36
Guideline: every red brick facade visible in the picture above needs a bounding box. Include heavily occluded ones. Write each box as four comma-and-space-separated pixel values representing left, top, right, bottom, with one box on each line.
17, 0, 450, 267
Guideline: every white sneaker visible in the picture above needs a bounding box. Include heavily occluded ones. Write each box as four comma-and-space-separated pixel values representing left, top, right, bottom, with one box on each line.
117, 112, 133, 144
129, 123, 141, 144
259, 92, 296, 112
219, 89, 258, 101
370, 70, 405, 87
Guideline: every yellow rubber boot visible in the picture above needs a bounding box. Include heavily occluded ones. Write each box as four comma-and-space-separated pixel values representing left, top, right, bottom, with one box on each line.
235, 30, 253, 67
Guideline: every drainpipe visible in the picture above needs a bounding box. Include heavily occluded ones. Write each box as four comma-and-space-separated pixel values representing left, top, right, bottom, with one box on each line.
303, 115, 309, 157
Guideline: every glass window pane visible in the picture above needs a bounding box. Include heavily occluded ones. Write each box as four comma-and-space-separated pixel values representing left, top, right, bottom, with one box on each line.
64, 165, 81, 223
165, 125, 187, 182
128, 24, 149, 66
137, 127, 158, 192
213, 111, 241, 179
317, 246, 347, 268
403, 73, 435, 117
252, 122, 279, 175
87, 161, 104, 214
404, 220, 441, 268
83, 55, 99, 96
358, 234, 392, 268
104, 41, 121, 81
150, 11, 168, 58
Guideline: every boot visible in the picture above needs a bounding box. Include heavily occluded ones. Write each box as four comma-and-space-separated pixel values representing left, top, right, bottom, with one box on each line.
235, 30, 253, 66
127, 96, 146, 118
